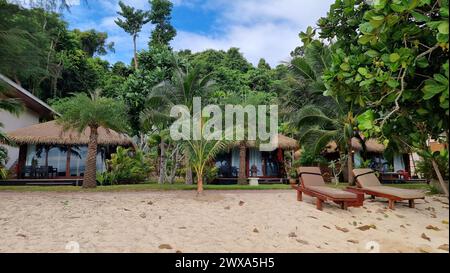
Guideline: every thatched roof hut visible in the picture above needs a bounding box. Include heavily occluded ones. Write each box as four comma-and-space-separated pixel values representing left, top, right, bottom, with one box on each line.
6, 120, 133, 146
232, 134, 299, 150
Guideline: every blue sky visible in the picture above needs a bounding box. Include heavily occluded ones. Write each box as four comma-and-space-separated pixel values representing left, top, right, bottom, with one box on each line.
62, 0, 335, 66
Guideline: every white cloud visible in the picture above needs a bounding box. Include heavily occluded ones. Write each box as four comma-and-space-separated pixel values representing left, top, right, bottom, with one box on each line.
171, 0, 334, 66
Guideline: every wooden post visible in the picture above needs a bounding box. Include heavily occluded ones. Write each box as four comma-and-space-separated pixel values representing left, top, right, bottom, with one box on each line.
388, 199, 395, 210
408, 200, 415, 208
65, 145, 71, 178
297, 190, 302, 201
316, 198, 323, 210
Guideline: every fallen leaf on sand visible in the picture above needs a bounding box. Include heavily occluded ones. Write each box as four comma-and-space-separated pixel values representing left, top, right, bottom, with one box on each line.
147, 201, 153, 205
123, 208, 131, 211
224, 206, 230, 210
323, 225, 331, 229
239, 201, 245, 206
356, 225, 376, 231
159, 244, 173, 249
421, 233, 431, 241
442, 220, 449, 225
400, 225, 406, 228
253, 228, 259, 233
139, 213, 146, 218
335, 226, 349, 233
347, 239, 359, 244
16, 233, 27, 238
438, 244, 449, 251
426, 225, 440, 231
296, 239, 309, 245
352, 221, 357, 226
288, 232, 297, 238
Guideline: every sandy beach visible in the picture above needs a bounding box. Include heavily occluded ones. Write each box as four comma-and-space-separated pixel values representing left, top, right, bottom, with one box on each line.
0, 190, 448, 253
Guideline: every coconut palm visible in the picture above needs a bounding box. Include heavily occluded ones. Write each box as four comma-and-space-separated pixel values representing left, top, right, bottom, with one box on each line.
296, 99, 361, 185
140, 61, 215, 185
53, 90, 129, 188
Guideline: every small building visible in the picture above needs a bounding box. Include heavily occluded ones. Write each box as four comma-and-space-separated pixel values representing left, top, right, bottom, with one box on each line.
0, 73, 56, 169
214, 134, 299, 184
6, 120, 133, 180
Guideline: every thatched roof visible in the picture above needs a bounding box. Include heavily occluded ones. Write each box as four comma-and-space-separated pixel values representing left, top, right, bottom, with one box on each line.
6, 121, 133, 146
325, 138, 385, 153
233, 134, 299, 150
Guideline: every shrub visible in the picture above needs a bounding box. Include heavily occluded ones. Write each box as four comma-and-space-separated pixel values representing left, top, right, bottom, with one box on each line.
98, 147, 150, 185
0, 147, 8, 180
416, 151, 449, 181
298, 149, 327, 166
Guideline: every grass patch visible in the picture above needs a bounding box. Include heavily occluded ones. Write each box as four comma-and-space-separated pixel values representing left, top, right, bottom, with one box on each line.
0, 183, 292, 192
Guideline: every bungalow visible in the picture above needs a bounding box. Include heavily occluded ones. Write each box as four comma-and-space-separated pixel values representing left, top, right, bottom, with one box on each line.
0, 73, 56, 169
6, 120, 133, 180
214, 134, 299, 184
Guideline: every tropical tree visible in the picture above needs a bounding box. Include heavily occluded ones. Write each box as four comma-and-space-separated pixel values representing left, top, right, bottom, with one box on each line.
186, 132, 229, 194
115, 1, 150, 70
140, 60, 215, 184
296, 99, 361, 185
148, 0, 176, 48
318, 0, 449, 196
53, 90, 129, 188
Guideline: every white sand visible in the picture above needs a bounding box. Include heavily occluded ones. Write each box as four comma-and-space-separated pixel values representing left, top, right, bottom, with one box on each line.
0, 190, 448, 253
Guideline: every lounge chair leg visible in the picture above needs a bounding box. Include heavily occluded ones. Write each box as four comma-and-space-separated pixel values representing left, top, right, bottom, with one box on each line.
388, 199, 395, 210
316, 198, 323, 211
409, 200, 415, 208
370, 195, 375, 199
297, 190, 303, 201
341, 202, 348, 210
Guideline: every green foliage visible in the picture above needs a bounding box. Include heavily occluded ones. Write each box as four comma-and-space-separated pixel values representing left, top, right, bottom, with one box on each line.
148, 0, 176, 48
319, 0, 449, 155
52, 90, 129, 133
0, 146, 8, 179
115, 1, 150, 37
98, 147, 150, 185
298, 148, 327, 167
416, 150, 449, 180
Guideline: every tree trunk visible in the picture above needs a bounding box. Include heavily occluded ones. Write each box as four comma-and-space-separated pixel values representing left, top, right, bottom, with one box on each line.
159, 138, 166, 184
347, 141, 354, 185
238, 142, 247, 185
133, 35, 138, 70
431, 159, 449, 198
83, 126, 98, 188
197, 174, 203, 194
185, 150, 193, 185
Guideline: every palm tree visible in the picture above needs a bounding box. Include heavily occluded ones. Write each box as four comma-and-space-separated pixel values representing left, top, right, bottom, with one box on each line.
296, 100, 361, 185
53, 90, 129, 188
115, 1, 150, 70
140, 60, 215, 184
178, 113, 229, 194
281, 40, 335, 139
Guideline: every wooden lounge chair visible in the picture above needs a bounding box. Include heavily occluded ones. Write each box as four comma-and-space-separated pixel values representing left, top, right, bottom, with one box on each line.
351, 168, 425, 209
293, 167, 364, 211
